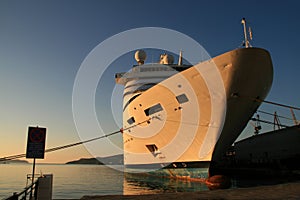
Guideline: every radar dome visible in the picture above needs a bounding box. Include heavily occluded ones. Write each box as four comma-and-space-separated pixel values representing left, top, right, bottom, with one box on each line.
159, 54, 174, 64
135, 50, 147, 65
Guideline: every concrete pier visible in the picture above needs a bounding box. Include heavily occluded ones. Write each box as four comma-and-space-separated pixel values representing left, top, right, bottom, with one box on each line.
79, 182, 300, 200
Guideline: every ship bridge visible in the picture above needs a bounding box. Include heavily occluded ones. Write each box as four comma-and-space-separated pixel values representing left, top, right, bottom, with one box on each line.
115, 50, 191, 85
115, 50, 193, 114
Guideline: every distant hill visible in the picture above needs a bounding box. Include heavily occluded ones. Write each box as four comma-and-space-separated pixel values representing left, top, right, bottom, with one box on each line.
66, 158, 103, 165
0, 159, 29, 164
97, 154, 123, 165
66, 154, 123, 165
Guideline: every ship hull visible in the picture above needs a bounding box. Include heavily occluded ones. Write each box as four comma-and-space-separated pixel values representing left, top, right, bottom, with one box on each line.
119, 47, 273, 178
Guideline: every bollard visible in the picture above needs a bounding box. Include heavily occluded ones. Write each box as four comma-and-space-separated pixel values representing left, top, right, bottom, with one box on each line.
36, 174, 53, 200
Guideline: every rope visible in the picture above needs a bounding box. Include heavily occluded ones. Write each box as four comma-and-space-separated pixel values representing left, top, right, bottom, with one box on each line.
0, 131, 120, 162
257, 110, 295, 121
2, 95, 298, 162
251, 118, 290, 128
258, 99, 300, 111
0, 119, 150, 162
233, 94, 300, 111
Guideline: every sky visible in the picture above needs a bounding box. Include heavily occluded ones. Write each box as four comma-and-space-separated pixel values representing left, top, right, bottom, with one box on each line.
0, 0, 299, 163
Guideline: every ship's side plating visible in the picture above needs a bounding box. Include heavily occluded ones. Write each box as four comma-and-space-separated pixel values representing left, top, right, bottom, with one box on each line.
116, 48, 273, 178
209, 48, 273, 175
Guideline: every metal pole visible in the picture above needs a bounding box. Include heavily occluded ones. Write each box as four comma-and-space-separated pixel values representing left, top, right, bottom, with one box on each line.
30, 158, 36, 199
241, 18, 249, 48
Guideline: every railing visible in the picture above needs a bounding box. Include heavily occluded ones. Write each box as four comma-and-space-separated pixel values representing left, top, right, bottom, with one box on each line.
5, 179, 39, 200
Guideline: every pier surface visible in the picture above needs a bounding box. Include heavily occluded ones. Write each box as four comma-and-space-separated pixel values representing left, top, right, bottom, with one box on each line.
79, 182, 300, 200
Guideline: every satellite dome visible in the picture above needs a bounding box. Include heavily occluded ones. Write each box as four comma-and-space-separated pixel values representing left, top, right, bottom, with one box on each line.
135, 50, 146, 65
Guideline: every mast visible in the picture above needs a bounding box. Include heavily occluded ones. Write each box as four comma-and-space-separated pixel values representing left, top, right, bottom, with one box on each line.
178, 50, 183, 65
241, 18, 250, 48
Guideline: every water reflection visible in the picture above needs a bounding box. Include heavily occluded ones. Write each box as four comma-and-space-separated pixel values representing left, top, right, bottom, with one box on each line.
1, 164, 298, 199
123, 170, 300, 194
123, 173, 208, 195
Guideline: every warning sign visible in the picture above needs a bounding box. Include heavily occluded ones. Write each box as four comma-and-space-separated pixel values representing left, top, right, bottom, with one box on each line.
26, 127, 47, 159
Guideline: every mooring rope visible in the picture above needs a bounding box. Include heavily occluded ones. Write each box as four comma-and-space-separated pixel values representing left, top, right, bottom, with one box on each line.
1, 95, 299, 162
233, 94, 300, 111
0, 131, 121, 162
0, 119, 150, 162
234, 94, 299, 127
257, 110, 295, 121
251, 117, 290, 128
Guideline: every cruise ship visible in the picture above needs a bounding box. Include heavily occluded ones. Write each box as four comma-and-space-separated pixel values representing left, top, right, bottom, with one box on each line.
115, 21, 273, 180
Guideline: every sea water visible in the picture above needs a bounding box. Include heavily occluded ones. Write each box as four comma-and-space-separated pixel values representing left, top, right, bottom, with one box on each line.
0, 163, 208, 199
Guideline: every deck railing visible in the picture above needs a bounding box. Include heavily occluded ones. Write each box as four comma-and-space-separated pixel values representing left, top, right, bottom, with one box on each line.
5, 179, 38, 200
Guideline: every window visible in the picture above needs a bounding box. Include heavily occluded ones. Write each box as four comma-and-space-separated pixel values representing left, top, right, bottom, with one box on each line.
127, 117, 135, 125
146, 144, 160, 157
123, 94, 141, 111
144, 103, 163, 116
176, 94, 189, 104
135, 83, 156, 92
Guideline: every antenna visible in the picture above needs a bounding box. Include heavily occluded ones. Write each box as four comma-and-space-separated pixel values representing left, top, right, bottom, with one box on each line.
178, 50, 183, 65
241, 18, 251, 48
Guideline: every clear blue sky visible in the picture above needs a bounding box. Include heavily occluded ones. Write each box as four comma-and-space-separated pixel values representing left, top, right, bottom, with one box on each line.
0, 0, 299, 163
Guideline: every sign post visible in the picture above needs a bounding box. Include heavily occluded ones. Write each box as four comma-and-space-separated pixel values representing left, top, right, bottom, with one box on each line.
26, 126, 47, 198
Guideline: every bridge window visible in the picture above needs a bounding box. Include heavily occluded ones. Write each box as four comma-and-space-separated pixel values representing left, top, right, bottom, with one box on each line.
135, 83, 156, 92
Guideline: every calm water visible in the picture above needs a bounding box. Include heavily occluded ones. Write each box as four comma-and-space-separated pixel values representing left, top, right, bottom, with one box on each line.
0, 164, 208, 199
